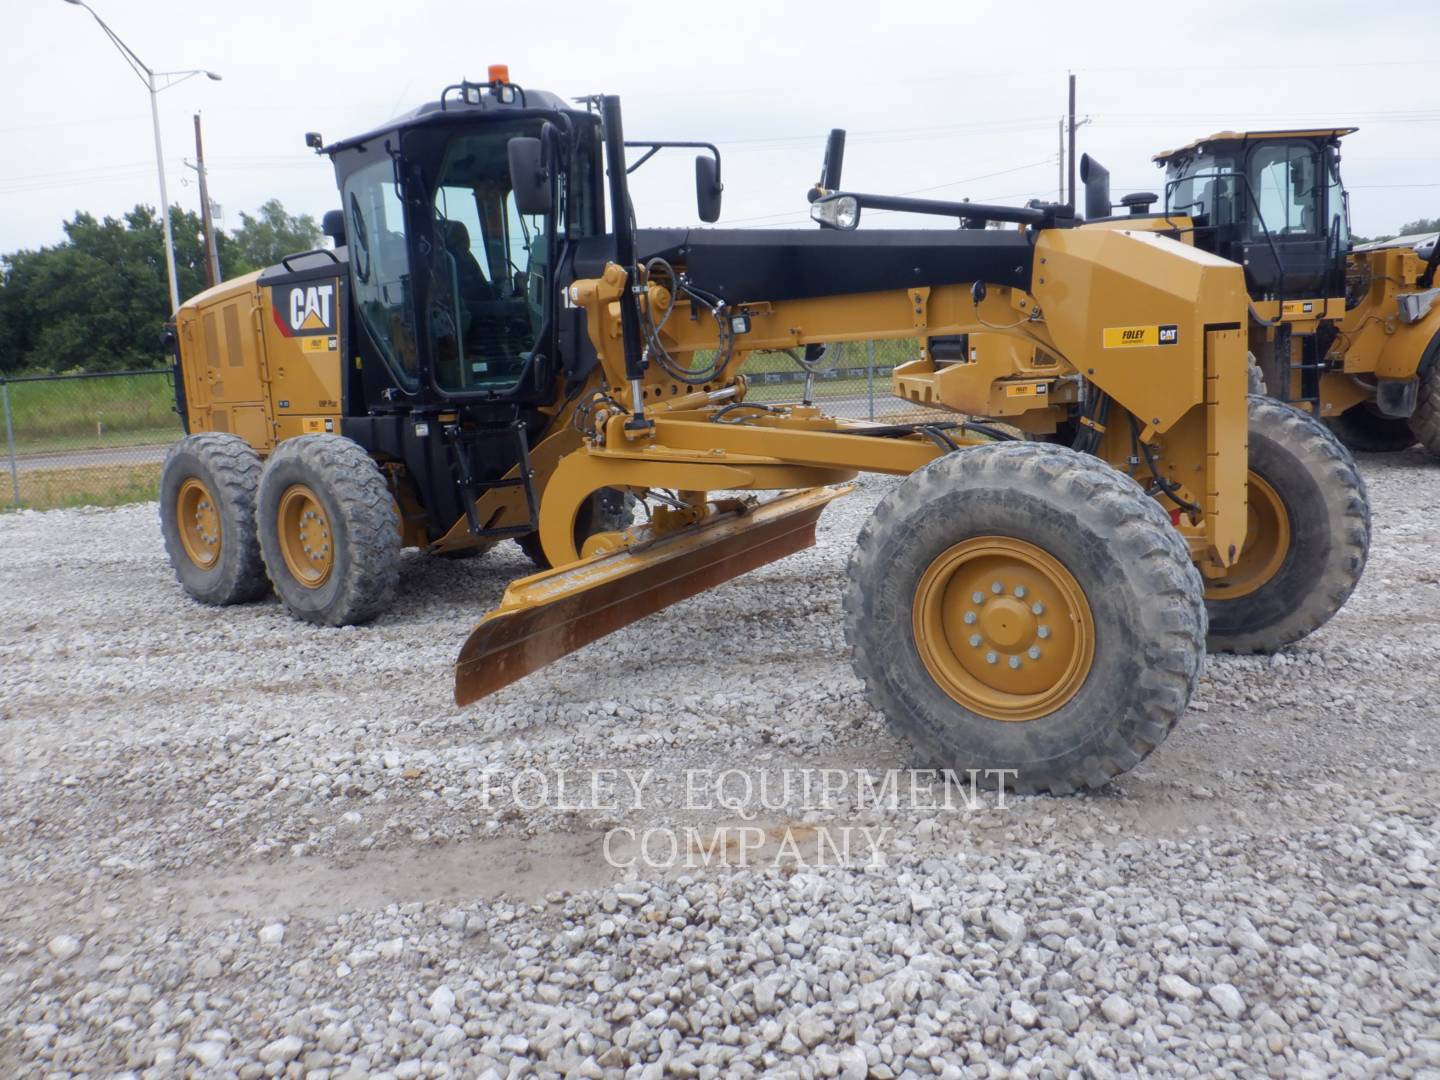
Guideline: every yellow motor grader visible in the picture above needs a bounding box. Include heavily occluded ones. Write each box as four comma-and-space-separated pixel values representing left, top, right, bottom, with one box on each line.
159, 73, 1369, 794
1007, 129, 1440, 454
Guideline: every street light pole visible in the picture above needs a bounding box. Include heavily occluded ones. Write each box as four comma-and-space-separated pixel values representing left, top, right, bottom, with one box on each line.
60, 0, 220, 316
146, 69, 180, 313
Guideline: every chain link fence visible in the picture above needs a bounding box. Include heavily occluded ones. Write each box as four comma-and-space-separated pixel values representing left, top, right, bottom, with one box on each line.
738, 338, 951, 423
1, 369, 182, 511
1, 343, 950, 510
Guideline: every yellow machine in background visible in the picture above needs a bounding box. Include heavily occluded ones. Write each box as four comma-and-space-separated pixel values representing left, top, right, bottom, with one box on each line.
158, 77, 1370, 795
1042, 129, 1440, 454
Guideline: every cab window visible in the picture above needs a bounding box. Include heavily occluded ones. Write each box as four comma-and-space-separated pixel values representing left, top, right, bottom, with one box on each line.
426, 126, 550, 394
343, 158, 419, 390
1250, 144, 1319, 238
1166, 152, 1238, 228
1327, 150, 1350, 250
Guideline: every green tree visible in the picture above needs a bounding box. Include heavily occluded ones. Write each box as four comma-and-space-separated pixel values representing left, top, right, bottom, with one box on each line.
1, 204, 217, 374
0, 199, 321, 375
1356, 218, 1439, 247
227, 198, 322, 274
1398, 217, 1440, 237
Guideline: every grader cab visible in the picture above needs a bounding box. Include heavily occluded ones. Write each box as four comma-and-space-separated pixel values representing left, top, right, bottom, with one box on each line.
160, 73, 1370, 794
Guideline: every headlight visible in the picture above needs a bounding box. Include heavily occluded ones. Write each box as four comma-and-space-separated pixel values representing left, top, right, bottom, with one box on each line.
810, 194, 860, 230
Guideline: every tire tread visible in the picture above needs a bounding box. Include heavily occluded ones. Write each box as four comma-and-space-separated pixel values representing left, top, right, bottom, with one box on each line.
843, 443, 1206, 795
258, 435, 400, 626
159, 433, 269, 605
1208, 396, 1369, 653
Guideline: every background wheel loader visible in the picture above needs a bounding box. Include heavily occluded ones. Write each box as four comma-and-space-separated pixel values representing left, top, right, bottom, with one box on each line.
159, 71, 1369, 794
1034, 129, 1440, 456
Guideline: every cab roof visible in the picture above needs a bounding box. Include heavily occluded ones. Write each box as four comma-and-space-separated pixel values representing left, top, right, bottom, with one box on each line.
323, 80, 582, 156
1153, 127, 1358, 165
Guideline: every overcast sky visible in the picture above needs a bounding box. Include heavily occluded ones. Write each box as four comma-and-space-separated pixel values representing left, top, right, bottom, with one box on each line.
3, 0, 1438, 254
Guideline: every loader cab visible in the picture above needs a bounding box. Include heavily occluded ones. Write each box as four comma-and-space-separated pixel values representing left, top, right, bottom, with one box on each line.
322, 79, 602, 413
1157, 129, 1354, 302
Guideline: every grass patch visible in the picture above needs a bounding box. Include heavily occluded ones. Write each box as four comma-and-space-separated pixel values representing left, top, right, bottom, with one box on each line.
4, 462, 161, 511
4, 372, 181, 455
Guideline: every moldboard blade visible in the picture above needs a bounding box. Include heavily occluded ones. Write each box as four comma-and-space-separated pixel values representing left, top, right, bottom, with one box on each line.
454, 485, 850, 706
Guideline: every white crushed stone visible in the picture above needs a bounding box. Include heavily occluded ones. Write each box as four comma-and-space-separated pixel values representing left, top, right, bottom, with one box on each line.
1, 451, 1437, 1076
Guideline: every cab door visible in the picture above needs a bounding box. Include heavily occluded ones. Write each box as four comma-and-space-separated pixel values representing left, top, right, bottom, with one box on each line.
1242, 141, 1333, 299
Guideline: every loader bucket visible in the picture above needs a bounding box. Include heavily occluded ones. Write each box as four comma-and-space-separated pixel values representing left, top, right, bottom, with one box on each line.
455, 485, 850, 705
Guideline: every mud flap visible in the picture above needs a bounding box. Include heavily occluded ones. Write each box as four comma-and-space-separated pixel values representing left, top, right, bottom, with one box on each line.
455, 485, 851, 705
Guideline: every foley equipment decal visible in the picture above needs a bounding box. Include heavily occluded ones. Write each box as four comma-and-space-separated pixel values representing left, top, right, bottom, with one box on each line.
1103, 324, 1179, 349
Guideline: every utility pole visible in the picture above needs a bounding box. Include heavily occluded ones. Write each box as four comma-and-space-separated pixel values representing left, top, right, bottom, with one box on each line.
1067, 72, 1077, 209
1058, 118, 1065, 203
193, 112, 220, 287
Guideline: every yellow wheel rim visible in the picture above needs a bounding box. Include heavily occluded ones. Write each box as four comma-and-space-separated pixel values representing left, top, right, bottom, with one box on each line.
277, 484, 334, 589
176, 477, 222, 570
912, 537, 1095, 722
1204, 471, 1290, 601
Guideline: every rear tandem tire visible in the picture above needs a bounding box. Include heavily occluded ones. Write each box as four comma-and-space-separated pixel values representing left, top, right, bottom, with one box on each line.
1204, 396, 1370, 653
159, 433, 270, 606
844, 442, 1206, 795
257, 435, 401, 626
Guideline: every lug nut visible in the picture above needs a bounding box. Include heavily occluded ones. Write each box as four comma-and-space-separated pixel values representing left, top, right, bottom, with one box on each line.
1008, 656, 1021, 669
985, 651, 998, 665
1014, 585, 1027, 598
1037, 625, 1051, 639
991, 581, 1003, 594
1028, 646, 1041, 659
963, 611, 977, 625
1032, 602, 1045, 615
969, 633, 982, 647
971, 591, 985, 604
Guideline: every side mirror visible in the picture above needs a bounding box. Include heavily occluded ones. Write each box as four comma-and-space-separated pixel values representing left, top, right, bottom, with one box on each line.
321, 208, 346, 247
508, 136, 553, 215
695, 154, 723, 223
304, 131, 324, 153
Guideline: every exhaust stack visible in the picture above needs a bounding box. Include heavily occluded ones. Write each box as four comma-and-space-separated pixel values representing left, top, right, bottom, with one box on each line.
1080, 154, 1111, 221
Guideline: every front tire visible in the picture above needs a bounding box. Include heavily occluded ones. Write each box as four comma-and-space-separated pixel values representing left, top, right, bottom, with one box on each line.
159, 433, 270, 606
257, 435, 400, 626
1205, 397, 1370, 652
844, 443, 1206, 795
1408, 335, 1440, 456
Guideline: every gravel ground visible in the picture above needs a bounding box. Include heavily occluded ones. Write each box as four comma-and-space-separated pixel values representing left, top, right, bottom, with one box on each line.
1, 448, 1437, 1079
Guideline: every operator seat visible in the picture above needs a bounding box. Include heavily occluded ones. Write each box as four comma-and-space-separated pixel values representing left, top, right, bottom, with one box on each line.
442, 220, 493, 314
